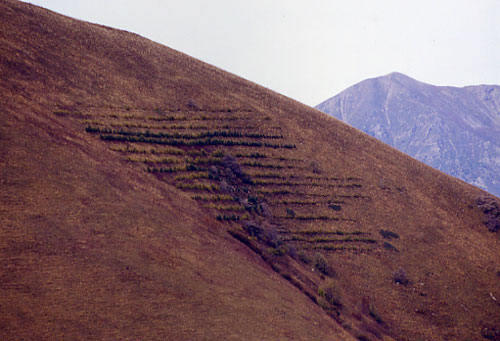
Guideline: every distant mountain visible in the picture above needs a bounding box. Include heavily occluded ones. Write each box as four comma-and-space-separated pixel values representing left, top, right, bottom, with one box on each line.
316, 72, 500, 197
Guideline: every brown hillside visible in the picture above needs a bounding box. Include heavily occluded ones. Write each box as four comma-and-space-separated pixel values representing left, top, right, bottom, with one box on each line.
1, 1, 499, 340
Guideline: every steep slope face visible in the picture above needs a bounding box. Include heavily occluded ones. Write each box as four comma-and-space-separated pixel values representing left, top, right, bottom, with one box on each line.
316, 72, 500, 197
0, 1, 352, 340
0, 100, 351, 340
1, 1, 500, 340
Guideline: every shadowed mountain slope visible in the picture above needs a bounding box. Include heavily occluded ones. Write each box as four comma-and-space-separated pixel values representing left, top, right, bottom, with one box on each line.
316, 72, 500, 197
1, 1, 500, 340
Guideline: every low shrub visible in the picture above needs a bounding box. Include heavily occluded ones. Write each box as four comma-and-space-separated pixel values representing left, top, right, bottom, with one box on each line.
298, 251, 311, 264
394, 267, 409, 285
368, 304, 383, 325
318, 280, 342, 311
176, 183, 219, 191
235, 152, 267, 159
314, 252, 333, 276
202, 204, 244, 211
291, 215, 339, 221
481, 325, 500, 340
383, 242, 398, 252
356, 336, 370, 341
379, 229, 400, 240
250, 171, 285, 179
192, 194, 235, 202
222, 154, 244, 178
286, 244, 298, 259
310, 161, 321, 174
241, 161, 284, 169
263, 227, 281, 248
211, 149, 224, 157
216, 214, 240, 222
174, 172, 210, 181
187, 98, 200, 110
286, 207, 296, 218
242, 221, 263, 238
267, 247, 287, 256
329, 204, 342, 211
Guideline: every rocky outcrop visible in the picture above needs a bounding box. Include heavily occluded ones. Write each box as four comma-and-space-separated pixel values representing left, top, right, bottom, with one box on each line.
477, 196, 500, 232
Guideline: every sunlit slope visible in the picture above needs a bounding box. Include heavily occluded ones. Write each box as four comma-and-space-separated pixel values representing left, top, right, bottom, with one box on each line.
1, 1, 499, 340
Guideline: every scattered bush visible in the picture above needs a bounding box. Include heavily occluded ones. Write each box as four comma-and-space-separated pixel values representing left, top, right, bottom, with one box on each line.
298, 251, 311, 264
307, 245, 355, 252
323, 284, 342, 307
318, 280, 342, 313
285, 230, 347, 237
314, 252, 333, 276
263, 227, 281, 248
202, 204, 244, 212
247, 195, 259, 205
383, 242, 398, 252
176, 183, 219, 191
287, 215, 339, 221
481, 325, 500, 340
258, 188, 293, 195
368, 304, 384, 325
174, 172, 210, 181
222, 154, 244, 178
252, 179, 293, 186
187, 98, 200, 110
212, 149, 224, 157
190, 156, 222, 165
216, 214, 240, 222
192, 194, 235, 202
394, 267, 409, 285
286, 243, 298, 259
53, 109, 71, 117
356, 336, 370, 341
186, 163, 204, 172
250, 171, 285, 179
282, 235, 375, 245
241, 220, 282, 249
310, 161, 321, 174
128, 156, 181, 164
379, 229, 400, 240
235, 152, 267, 159
242, 221, 263, 238
147, 166, 186, 173
241, 161, 284, 169
267, 246, 287, 256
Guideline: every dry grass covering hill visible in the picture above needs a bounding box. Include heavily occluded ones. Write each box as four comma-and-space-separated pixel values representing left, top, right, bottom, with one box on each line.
1, 0, 500, 340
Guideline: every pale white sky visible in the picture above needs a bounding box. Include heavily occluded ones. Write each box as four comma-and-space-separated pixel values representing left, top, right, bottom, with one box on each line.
26, 0, 500, 106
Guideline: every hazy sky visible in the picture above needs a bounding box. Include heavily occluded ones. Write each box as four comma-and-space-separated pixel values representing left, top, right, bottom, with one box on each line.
26, 0, 500, 106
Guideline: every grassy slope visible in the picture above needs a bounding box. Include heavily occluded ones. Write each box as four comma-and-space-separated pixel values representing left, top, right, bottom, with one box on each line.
0, 2, 353, 340
0, 101, 351, 340
1, 0, 499, 340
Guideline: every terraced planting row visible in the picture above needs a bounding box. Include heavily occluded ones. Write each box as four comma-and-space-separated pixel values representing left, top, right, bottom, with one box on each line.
58, 105, 406, 325
68, 106, 387, 255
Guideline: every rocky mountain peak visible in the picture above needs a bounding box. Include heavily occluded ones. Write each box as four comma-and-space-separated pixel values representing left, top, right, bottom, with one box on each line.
317, 73, 500, 197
